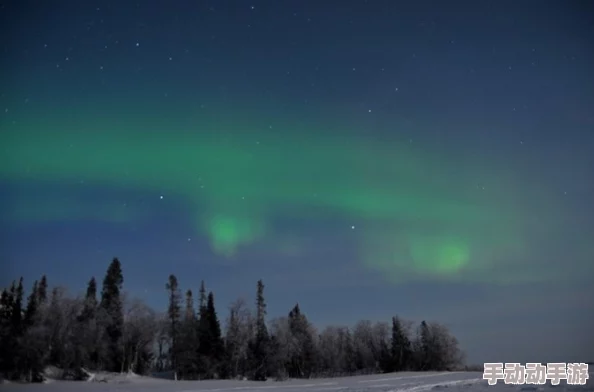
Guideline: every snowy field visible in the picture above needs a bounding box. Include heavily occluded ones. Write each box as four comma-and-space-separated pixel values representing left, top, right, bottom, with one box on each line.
1, 371, 591, 392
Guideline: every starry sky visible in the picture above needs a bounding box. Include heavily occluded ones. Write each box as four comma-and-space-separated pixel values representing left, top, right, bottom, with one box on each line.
1, 0, 593, 364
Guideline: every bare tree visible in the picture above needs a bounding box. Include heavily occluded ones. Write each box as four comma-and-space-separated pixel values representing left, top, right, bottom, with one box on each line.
352, 320, 375, 373
427, 322, 464, 370
154, 314, 170, 372
269, 316, 290, 379
45, 287, 87, 379
370, 321, 390, 371
224, 298, 253, 378
121, 298, 158, 374
318, 326, 340, 376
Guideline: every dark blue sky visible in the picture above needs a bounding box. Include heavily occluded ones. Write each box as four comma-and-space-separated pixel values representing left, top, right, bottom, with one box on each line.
1, 0, 593, 364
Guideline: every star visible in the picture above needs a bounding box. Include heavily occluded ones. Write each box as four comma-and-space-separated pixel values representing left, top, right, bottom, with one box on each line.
159, 195, 163, 199
351, 225, 355, 229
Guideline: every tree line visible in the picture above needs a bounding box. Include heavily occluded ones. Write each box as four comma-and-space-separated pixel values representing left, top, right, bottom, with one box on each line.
0, 257, 465, 383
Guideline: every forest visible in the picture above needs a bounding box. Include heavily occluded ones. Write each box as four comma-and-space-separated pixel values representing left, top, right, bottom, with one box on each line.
0, 257, 465, 383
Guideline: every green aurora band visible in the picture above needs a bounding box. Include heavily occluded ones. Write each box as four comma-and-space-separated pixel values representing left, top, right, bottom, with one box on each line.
1, 114, 588, 285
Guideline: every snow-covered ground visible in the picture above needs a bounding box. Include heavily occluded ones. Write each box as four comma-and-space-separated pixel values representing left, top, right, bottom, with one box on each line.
1, 370, 591, 392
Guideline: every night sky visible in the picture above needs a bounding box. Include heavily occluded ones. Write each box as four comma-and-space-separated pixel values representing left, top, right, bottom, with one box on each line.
1, 0, 593, 364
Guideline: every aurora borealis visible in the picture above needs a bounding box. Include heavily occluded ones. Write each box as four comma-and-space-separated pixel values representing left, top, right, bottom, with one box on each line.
1, 0, 593, 363
1, 124, 585, 284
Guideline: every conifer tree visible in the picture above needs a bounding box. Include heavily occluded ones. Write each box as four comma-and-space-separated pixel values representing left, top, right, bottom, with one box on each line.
37, 275, 47, 305
76, 277, 98, 368
12, 278, 25, 336
198, 280, 207, 310
255, 280, 268, 340
166, 276, 181, 368
391, 316, 411, 371
100, 258, 124, 372
195, 280, 210, 377
249, 279, 270, 380
24, 280, 39, 328
184, 290, 195, 321
166, 274, 181, 375
0, 285, 17, 378
178, 289, 198, 379
419, 320, 431, 370
77, 278, 97, 325
206, 292, 224, 363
